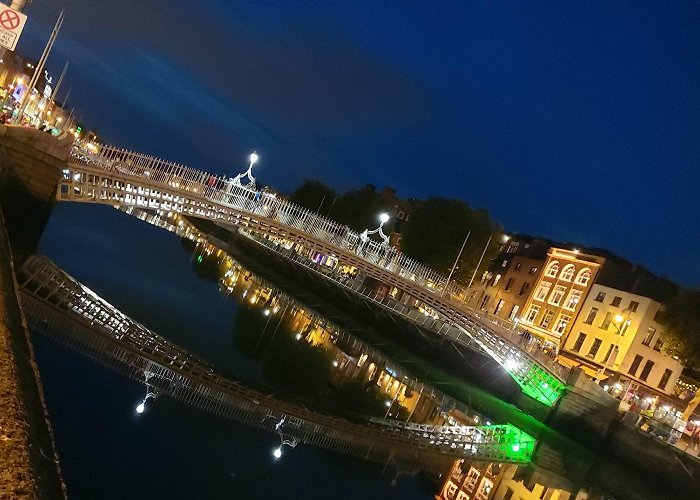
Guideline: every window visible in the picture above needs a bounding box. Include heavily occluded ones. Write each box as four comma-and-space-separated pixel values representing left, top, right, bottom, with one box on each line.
514, 263, 522, 271
594, 292, 606, 302
465, 467, 480, 493
518, 282, 530, 296
600, 312, 613, 330
564, 290, 583, 310
642, 327, 655, 346
658, 369, 673, 391
504, 277, 515, 291
653, 338, 663, 352
545, 261, 559, 278
587, 338, 602, 359
604, 344, 618, 365
492, 274, 502, 286
494, 299, 505, 315
583, 307, 599, 325
540, 310, 555, 329
501, 259, 508, 268
575, 268, 592, 286
529, 266, 538, 275
554, 315, 571, 334
548, 285, 567, 306
628, 355, 643, 376
629, 301, 639, 313
639, 360, 655, 381
611, 296, 622, 307
560, 264, 575, 281
479, 295, 490, 310
524, 305, 540, 323
534, 281, 552, 301
508, 305, 520, 321
572, 332, 586, 352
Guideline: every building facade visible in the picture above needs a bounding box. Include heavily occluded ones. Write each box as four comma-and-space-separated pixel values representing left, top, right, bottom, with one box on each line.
472, 238, 549, 322
520, 248, 605, 346
436, 459, 577, 500
561, 284, 683, 397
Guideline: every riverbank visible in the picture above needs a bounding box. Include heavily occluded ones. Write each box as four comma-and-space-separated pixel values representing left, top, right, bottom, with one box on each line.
0, 206, 66, 499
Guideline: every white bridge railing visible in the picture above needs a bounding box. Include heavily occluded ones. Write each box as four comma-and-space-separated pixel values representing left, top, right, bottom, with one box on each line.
69, 144, 468, 299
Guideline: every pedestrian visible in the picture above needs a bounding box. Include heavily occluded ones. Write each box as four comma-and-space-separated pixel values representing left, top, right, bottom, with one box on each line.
0, 113, 7, 124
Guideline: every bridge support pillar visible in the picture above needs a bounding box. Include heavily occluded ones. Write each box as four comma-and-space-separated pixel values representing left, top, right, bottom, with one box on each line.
0, 125, 71, 264
547, 368, 619, 441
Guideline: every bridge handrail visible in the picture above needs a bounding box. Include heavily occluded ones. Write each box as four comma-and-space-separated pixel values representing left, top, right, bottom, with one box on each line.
65, 144, 571, 394
69, 144, 469, 298
18, 254, 535, 465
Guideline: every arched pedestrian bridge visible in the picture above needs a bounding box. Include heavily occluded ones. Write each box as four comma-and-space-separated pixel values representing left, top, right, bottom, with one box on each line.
17, 255, 536, 473
58, 144, 569, 406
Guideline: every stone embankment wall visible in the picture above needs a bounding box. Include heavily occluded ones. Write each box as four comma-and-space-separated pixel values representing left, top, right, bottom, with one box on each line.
0, 124, 69, 498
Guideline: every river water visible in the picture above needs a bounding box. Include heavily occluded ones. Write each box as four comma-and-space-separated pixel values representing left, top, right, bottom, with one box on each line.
33, 203, 437, 499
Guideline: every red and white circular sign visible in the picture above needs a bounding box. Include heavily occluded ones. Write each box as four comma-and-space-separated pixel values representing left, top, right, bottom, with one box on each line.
0, 9, 20, 30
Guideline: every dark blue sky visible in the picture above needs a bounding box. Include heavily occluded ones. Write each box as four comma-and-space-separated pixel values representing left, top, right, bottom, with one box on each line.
18, 1, 700, 286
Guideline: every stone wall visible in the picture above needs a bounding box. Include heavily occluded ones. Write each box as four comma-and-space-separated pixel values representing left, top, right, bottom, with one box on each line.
0, 125, 69, 498
0, 124, 71, 264
548, 368, 619, 441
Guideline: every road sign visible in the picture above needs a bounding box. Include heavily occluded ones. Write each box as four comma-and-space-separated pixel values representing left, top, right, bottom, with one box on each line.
0, 7, 27, 51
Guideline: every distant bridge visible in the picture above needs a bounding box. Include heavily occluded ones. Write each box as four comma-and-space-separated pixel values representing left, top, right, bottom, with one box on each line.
17, 255, 535, 473
58, 145, 569, 406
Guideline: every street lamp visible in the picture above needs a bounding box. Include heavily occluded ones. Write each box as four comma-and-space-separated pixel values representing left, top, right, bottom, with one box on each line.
135, 385, 159, 416
231, 151, 259, 189
271, 417, 299, 460
595, 311, 631, 383
359, 213, 391, 245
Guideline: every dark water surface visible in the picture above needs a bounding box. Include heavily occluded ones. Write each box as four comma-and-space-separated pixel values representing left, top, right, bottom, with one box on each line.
34, 203, 435, 499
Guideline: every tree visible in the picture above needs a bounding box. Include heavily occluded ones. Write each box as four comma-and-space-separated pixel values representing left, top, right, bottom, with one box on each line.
658, 289, 700, 367
289, 180, 336, 214
400, 197, 500, 283
330, 186, 395, 233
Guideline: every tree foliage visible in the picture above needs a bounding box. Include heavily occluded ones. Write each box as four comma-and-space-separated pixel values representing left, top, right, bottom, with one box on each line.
659, 289, 700, 367
400, 197, 500, 283
289, 180, 336, 214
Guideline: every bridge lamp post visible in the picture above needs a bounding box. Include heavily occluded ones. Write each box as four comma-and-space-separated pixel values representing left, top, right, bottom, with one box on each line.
360, 213, 391, 247
135, 387, 159, 415
272, 417, 299, 460
595, 311, 631, 383
231, 151, 259, 189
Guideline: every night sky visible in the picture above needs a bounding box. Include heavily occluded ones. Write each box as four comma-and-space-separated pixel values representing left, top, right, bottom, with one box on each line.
17, 1, 700, 286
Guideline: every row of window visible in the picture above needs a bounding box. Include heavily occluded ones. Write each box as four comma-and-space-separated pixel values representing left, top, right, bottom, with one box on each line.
593, 291, 639, 312
489, 274, 531, 297
570, 332, 673, 390
533, 281, 583, 310
523, 305, 571, 334
501, 259, 538, 275
544, 261, 591, 285
628, 354, 673, 390
571, 332, 618, 362
582, 308, 630, 333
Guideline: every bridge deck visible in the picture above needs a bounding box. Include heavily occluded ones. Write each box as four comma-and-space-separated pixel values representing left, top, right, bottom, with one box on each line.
61, 145, 569, 405
18, 255, 536, 472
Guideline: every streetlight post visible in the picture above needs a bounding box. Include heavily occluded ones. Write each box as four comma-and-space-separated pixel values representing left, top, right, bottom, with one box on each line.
443, 228, 470, 298
360, 213, 390, 246
231, 151, 259, 189
595, 311, 631, 383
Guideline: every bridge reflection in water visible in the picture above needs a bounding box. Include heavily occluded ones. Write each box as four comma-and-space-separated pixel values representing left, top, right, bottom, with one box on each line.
60, 144, 568, 406
18, 255, 536, 474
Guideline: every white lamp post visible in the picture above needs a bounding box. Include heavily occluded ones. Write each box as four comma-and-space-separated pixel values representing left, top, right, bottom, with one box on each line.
360, 213, 391, 246
232, 151, 259, 189
271, 417, 299, 460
